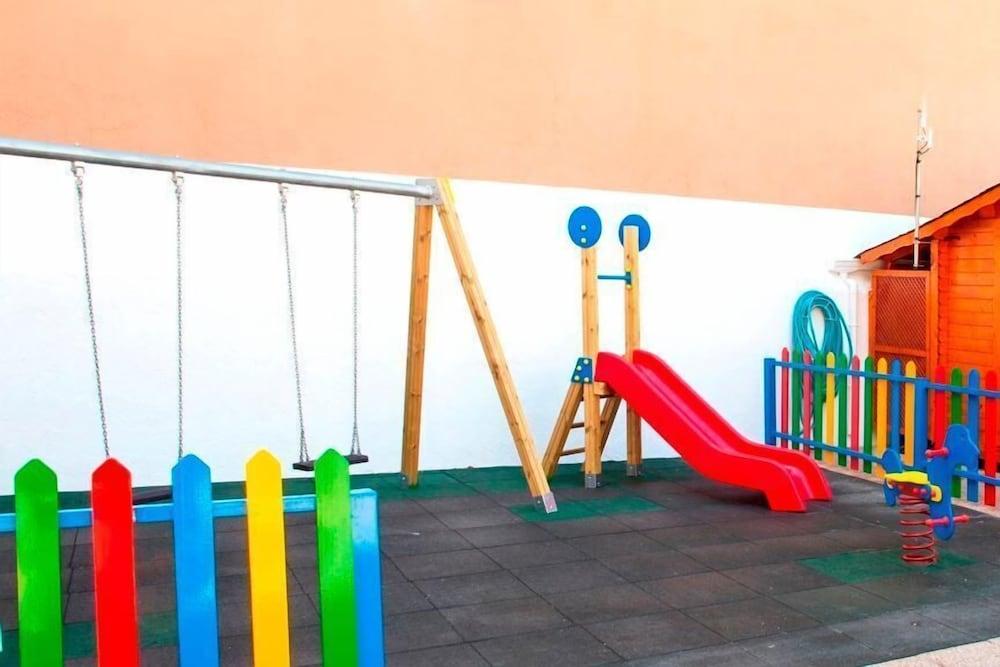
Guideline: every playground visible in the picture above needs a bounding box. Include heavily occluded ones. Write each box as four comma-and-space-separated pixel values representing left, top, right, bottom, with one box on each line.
7, 3, 1000, 666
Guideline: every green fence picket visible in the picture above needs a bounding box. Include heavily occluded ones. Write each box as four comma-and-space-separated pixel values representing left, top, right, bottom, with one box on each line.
863, 357, 874, 474
950, 368, 964, 499
14, 459, 63, 666
315, 450, 358, 666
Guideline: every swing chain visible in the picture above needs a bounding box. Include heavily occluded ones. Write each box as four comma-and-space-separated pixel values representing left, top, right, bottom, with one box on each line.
350, 190, 361, 457
71, 162, 111, 459
172, 172, 185, 460
279, 184, 310, 463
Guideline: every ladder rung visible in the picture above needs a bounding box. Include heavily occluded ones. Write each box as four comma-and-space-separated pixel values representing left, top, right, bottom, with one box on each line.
570, 421, 585, 428
560, 447, 585, 456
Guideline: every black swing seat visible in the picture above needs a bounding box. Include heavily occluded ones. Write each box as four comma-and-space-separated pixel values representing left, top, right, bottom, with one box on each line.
293, 452, 369, 471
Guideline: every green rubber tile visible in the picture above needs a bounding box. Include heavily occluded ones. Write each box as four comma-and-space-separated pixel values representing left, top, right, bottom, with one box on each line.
445, 467, 526, 483
466, 477, 530, 494
554, 463, 587, 476
211, 480, 247, 500
548, 476, 589, 490
282, 477, 316, 496
644, 457, 690, 470
510, 500, 597, 522
350, 472, 404, 492
64, 621, 96, 659
0, 628, 17, 667
377, 483, 477, 501
800, 549, 975, 585
58, 492, 93, 510
140, 611, 178, 648
0, 489, 95, 514
577, 496, 663, 515
3, 613, 179, 663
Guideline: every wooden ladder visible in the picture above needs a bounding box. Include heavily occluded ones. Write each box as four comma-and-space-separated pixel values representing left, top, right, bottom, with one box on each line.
541, 381, 622, 477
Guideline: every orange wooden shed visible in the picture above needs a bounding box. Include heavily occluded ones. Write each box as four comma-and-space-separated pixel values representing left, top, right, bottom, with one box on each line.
859, 183, 1000, 377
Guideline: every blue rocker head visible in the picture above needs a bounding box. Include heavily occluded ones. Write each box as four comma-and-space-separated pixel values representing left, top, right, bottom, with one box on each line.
881, 423, 977, 541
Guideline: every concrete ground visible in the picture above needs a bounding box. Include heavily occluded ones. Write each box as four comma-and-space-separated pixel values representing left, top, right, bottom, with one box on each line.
2, 458, 1000, 665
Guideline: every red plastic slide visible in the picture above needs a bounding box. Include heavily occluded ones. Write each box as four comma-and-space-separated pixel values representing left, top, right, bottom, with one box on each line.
596, 349, 831, 512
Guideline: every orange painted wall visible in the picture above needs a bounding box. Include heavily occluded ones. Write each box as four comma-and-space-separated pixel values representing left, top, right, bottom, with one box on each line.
3, 1, 1000, 215
937, 217, 1000, 373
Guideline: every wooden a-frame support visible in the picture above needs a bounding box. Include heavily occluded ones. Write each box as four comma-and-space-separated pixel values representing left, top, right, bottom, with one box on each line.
400, 178, 556, 513
542, 225, 643, 486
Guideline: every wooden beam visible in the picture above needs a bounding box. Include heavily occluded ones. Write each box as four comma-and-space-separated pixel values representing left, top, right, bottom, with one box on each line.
542, 383, 583, 477
581, 246, 602, 487
400, 204, 434, 487
433, 178, 556, 512
623, 226, 642, 476
598, 396, 622, 453
593, 382, 614, 397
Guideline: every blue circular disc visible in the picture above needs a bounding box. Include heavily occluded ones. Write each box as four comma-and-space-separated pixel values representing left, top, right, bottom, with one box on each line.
567, 206, 602, 248
618, 214, 651, 251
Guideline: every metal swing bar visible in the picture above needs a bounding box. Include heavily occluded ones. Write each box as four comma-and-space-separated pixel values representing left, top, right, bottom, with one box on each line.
0, 136, 435, 199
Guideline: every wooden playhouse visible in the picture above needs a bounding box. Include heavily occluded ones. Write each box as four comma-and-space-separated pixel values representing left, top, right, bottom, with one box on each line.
859, 183, 1000, 377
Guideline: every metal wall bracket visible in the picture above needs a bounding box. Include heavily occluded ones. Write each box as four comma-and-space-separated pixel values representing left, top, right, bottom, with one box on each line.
415, 178, 443, 206
570, 357, 594, 384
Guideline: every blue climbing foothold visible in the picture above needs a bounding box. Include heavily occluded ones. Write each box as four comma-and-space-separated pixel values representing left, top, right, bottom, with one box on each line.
618, 214, 651, 251
568, 206, 602, 248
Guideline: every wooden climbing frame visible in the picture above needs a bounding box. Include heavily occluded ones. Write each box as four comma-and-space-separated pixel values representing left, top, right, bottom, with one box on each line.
543, 224, 643, 486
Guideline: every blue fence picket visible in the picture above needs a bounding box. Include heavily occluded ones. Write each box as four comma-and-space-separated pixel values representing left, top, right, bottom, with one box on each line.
763, 358, 777, 445
914, 379, 929, 469
172, 454, 221, 666
889, 359, 902, 456
351, 490, 385, 667
968, 370, 981, 503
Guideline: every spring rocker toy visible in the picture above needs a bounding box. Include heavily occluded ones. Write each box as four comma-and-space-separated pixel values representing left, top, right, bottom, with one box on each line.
881, 423, 976, 564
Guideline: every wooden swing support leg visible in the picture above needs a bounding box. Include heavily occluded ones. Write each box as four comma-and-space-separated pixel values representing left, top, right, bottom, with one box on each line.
400, 178, 556, 512
400, 203, 434, 488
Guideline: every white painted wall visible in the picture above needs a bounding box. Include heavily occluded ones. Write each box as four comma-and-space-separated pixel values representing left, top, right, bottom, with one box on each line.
0, 155, 912, 494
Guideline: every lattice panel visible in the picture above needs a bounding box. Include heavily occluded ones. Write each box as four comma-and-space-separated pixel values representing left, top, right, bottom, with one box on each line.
872, 273, 928, 352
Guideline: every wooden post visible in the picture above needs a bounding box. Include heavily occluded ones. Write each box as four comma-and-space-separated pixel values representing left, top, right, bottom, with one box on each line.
400, 203, 434, 487
598, 396, 623, 453
581, 246, 602, 487
433, 178, 556, 512
623, 225, 642, 476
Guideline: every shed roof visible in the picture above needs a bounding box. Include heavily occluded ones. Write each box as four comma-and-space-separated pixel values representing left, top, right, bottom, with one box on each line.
857, 183, 1000, 264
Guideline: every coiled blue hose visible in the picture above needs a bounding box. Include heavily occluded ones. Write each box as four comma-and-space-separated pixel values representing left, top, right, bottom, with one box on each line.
792, 290, 853, 363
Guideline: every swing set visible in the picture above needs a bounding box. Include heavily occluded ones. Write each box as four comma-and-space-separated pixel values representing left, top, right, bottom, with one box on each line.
1, 137, 557, 512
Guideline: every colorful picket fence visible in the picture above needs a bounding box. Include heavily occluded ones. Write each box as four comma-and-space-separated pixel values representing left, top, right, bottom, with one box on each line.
0, 449, 384, 666
764, 348, 1000, 508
